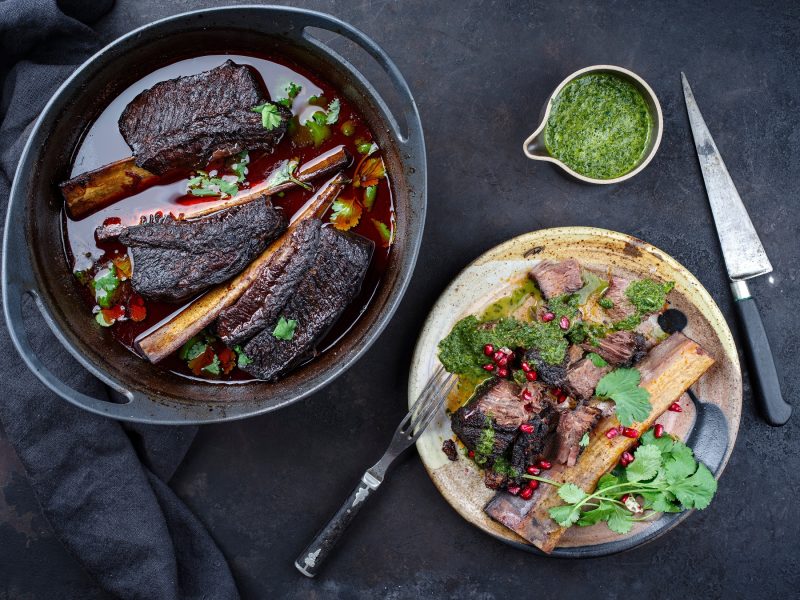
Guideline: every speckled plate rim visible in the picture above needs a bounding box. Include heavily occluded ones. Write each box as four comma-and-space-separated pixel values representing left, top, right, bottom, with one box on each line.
408, 227, 741, 557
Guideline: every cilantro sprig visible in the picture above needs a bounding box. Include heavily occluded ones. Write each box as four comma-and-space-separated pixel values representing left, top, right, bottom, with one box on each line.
273, 316, 298, 341
595, 368, 652, 427
187, 170, 240, 198
251, 102, 283, 130
526, 430, 717, 535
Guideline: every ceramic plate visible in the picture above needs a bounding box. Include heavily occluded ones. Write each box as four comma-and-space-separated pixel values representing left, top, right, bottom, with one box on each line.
408, 227, 741, 556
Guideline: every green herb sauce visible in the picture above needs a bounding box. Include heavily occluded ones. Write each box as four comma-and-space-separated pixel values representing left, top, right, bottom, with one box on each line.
625, 278, 674, 314
544, 73, 653, 179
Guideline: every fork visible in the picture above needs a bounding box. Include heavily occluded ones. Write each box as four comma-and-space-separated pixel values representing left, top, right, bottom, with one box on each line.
294, 366, 456, 577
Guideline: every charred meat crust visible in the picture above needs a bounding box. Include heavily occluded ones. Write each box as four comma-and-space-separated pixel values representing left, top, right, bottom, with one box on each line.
523, 348, 568, 388
120, 199, 287, 303
119, 60, 291, 175
241, 227, 373, 381
528, 259, 583, 300
216, 219, 322, 346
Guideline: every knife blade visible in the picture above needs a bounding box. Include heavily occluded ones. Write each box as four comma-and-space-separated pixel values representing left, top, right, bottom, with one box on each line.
682, 73, 791, 426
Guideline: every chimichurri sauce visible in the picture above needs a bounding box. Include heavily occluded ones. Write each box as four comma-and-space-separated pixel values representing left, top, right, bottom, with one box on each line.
543, 73, 652, 179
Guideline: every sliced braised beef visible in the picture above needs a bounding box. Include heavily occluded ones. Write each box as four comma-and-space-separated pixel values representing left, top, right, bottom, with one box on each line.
114, 199, 286, 303
510, 409, 557, 474
564, 357, 611, 401
529, 259, 583, 299
241, 227, 373, 381
602, 275, 638, 321
584, 330, 647, 367
216, 219, 321, 345
567, 344, 585, 366
555, 404, 602, 466
523, 348, 567, 388
451, 379, 527, 456
119, 60, 291, 175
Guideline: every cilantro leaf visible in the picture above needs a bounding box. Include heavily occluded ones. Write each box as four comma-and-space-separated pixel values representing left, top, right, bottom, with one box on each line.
330, 197, 363, 231
325, 98, 341, 124
597, 472, 622, 490
587, 352, 608, 367
625, 444, 662, 482
595, 368, 652, 426
251, 103, 283, 130
558, 483, 587, 504
202, 353, 221, 376
230, 151, 249, 183
92, 266, 119, 308
549, 504, 582, 528
187, 170, 240, 198
606, 504, 634, 534
578, 500, 616, 526
640, 428, 675, 455
579, 432, 590, 448
664, 440, 699, 482
277, 82, 302, 108
234, 345, 253, 368
371, 218, 393, 247
273, 317, 298, 340
669, 462, 717, 509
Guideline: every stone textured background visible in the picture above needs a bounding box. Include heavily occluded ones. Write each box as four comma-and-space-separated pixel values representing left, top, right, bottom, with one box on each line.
1, 1, 798, 598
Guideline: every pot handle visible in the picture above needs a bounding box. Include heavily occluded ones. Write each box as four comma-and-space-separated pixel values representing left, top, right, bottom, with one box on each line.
295, 12, 420, 145
2, 232, 142, 420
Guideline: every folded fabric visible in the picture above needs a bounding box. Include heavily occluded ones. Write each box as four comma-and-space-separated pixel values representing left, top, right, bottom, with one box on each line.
0, 1, 239, 597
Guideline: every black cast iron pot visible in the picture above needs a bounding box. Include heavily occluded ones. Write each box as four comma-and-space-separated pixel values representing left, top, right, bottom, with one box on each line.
2, 6, 426, 424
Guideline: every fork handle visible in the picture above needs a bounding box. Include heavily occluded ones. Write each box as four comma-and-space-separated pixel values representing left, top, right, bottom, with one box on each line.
294, 471, 381, 577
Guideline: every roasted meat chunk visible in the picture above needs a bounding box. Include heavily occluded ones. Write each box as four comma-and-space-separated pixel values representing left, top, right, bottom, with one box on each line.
554, 404, 602, 466
529, 259, 583, 299
564, 356, 611, 401
602, 275, 638, 322
115, 199, 287, 303
584, 330, 647, 367
216, 219, 322, 346
119, 60, 291, 174
523, 348, 568, 388
451, 379, 527, 462
241, 227, 373, 381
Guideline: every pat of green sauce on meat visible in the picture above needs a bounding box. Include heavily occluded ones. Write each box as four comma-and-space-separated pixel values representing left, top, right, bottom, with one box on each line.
625, 278, 674, 314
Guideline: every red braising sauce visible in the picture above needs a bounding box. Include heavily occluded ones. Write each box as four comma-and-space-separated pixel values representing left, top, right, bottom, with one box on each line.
63, 53, 395, 382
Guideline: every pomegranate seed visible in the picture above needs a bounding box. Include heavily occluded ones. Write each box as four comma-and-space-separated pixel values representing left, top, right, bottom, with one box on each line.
522, 389, 533, 401
507, 351, 516, 361
525, 370, 538, 381
552, 388, 562, 396
526, 465, 540, 476
527, 479, 540, 490
621, 451, 634, 465
622, 427, 639, 439
524, 403, 534, 412
483, 344, 494, 356
669, 402, 683, 412
542, 312, 555, 322
605, 428, 619, 439
537, 459, 552, 470
520, 423, 535, 434
654, 423, 665, 438
557, 393, 567, 402
468, 450, 475, 458
493, 351, 505, 362
520, 487, 534, 500
497, 368, 509, 378
621, 494, 631, 503
482, 363, 495, 371
521, 361, 531, 372
496, 356, 508, 367
559, 316, 570, 330
507, 485, 521, 496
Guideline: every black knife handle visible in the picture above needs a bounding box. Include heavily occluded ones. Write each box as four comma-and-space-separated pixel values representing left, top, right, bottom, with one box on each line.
294, 472, 380, 578
733, 291, 792, 426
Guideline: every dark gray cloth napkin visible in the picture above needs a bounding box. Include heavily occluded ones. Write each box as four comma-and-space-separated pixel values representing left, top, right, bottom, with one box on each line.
0, 1, 239, 598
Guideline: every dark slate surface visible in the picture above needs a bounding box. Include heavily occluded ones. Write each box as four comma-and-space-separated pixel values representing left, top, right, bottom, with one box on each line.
1, 1, 798, 598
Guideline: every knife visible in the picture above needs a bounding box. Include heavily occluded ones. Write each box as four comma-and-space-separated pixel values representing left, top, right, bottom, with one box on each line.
681, 73, 791, 426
